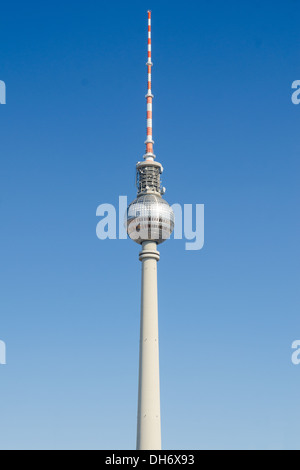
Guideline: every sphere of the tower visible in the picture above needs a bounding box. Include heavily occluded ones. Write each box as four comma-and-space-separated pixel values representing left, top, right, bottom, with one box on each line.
127, 194, 174, 245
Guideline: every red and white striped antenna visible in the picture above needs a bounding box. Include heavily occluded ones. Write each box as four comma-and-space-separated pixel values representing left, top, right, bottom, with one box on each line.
144, 10, 155, 161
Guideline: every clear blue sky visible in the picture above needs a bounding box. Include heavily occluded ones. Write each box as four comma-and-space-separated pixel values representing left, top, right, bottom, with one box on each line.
0, 0, 300, 450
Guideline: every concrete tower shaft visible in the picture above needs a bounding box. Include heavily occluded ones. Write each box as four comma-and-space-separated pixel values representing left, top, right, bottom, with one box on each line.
136, 241, 161, 450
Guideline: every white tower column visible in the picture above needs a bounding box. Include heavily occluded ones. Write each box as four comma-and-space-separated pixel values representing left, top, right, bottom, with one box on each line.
136, 241, 162, 450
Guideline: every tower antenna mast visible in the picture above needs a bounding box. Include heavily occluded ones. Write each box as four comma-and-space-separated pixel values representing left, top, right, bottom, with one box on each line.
145, 10, 155, 160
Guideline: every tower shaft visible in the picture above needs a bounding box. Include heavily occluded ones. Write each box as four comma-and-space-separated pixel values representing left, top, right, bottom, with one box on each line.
137, 241, 161, 450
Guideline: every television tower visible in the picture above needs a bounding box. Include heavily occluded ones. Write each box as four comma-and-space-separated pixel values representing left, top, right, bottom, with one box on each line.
127, 11, 175, 450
